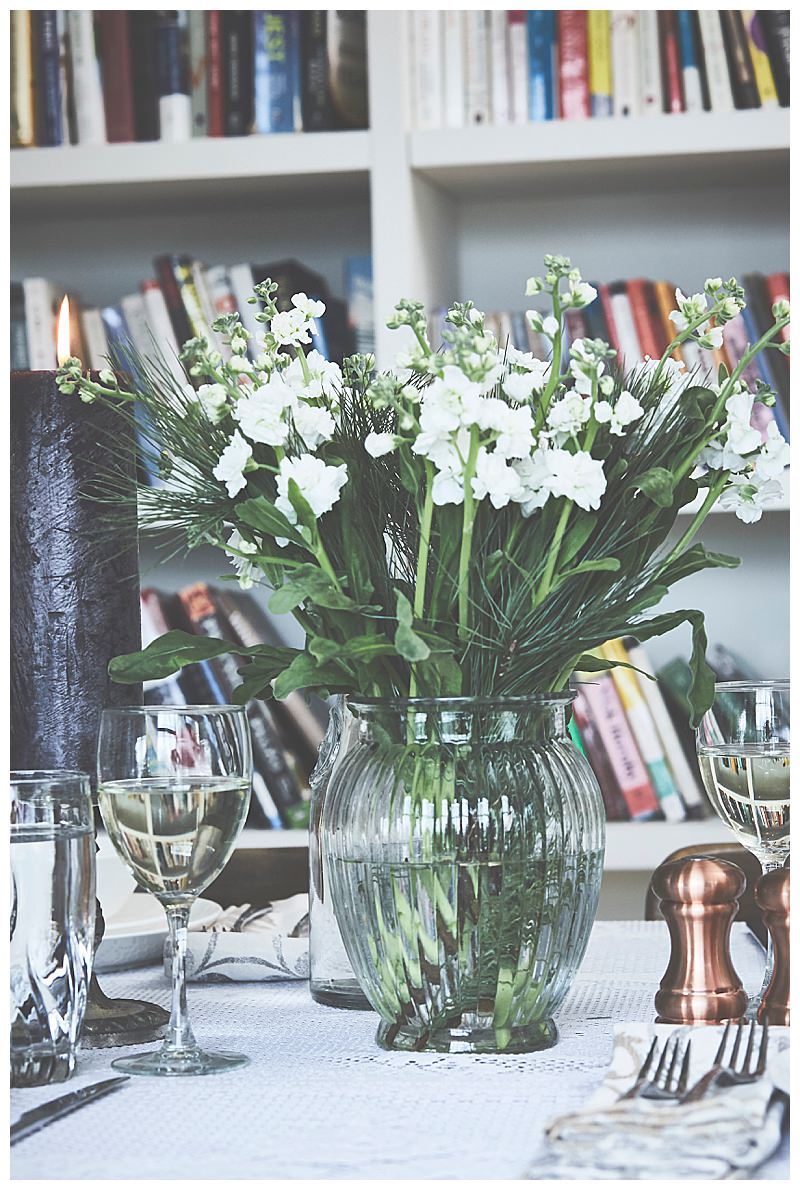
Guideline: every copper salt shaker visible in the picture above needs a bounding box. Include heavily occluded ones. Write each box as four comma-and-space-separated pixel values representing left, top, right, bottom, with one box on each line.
755, 867, 790, 1026
652, 856, 748, 1024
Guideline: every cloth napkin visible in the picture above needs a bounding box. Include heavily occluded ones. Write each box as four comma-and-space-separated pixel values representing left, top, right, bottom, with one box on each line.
165, 896, 310, 983
529, 1022, 790, 1180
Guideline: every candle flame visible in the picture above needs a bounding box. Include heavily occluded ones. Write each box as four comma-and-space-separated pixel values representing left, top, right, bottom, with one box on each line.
57, 295, 71, 366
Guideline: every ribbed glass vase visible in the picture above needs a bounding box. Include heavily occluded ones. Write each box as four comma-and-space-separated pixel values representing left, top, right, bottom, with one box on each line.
323, 695, 605, 1053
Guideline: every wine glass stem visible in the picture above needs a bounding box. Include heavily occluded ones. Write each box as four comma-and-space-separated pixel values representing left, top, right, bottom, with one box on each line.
164, 905, 198, 1055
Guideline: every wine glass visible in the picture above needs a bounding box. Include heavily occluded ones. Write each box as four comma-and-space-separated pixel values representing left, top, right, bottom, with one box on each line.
97, 705, 252, 1076
696, 680, 789, 1010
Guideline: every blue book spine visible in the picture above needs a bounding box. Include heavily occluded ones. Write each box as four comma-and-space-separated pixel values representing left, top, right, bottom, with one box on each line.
676, 11, 698, 69
527, 11, 557, 121
156, 13, 187, 98
254, 12, 299, 133
35, 11, 63, 145
739, 303, 790, 442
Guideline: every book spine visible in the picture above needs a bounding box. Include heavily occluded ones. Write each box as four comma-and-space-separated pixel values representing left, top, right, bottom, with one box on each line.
411, 11, 443, 130
722, 311, 777, 436
739, 296, 790, 439
228, 262, 264, 348
173, 256, 213, 340
596, 282, 622, 355
507, 11, 528, 123
22, 278, 57, 369
643, 280, 670, 356
190, 261, 227, 355
743, 11, 779, 106
129, 13, 159, 140
140, 278, 184, 382
490, 10, 511, 125
720, 10, 760, 109
139, 590, 187, 707
11, 11, 36, 147
652, 279, 685, 362
577, 674, 661, 820
96, 12, 135, 143
676, 10, 704, 112
527, 10, 557, 120
222, 10, 254, 136
695, 10, 735, 112
608, 283, 641, 369
558, 11, 590, 119
11, 284, 30, 370
764, 273, 791, 342
300, 10, 331, 132
442, 11, 465, 128
600, 640, 685, 822
587, 9, 613, 117
156, 11, 191, 141
658, 10, 685, 113
188, 9, 209, 136
581, 285, 610, 343
571, 687, 630, 822
153, 255, 194, 345
610, 10, 640, 117
626, 278, 663, 362
255, 11, 298, 133
33, 11, 63, 146
637, 9, 662, 114
206, 11, 224, 135
79, 308, 110, 371
119, 292, 152, 361
744, 270, 790, 412
345, 256, 375, 356
464, 11, 491, 125
67, 11, 106, 145
758, 10, 790, 106
623, 640, 706, 814
205, 265, 239, 318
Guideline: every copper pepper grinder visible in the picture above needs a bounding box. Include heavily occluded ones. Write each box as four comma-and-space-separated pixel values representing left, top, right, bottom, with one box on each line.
652, 856, 749, 1024
755, 867, 790, 1026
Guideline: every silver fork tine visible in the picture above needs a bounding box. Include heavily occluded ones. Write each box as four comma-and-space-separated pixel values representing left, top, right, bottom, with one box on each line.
661, 1034, 683, 1090
755, 1022, 770, 1076
676, 1039, 692, 1095
652, 1034, 675, 1087
636, 1036, 658, 1082
713, 1021, 732, 1065
741, 1020, 757, 1073
729, 1018, 746, 1066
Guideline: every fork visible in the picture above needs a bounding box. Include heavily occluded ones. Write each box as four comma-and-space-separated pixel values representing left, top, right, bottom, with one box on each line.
681, 1020, 769, 1104
620, 1032, 692, 1101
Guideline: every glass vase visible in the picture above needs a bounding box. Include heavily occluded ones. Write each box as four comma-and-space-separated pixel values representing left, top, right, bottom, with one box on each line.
324, 695, 605, 1053
308, 697, 370, 1008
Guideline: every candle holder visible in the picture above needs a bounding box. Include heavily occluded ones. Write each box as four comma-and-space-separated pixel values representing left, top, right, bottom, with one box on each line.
11, 367, 168, 1045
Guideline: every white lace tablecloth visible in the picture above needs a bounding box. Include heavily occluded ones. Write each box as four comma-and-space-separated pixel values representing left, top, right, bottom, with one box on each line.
11, 921, 788, 1180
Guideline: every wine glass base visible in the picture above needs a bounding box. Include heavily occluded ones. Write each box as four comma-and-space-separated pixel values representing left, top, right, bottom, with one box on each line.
111, 1048, 249, 1077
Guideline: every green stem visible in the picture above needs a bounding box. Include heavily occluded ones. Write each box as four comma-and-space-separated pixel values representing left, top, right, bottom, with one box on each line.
295, 344, 312, 385
534, 499, 572, 608
457, 429, 480, 642
660, 473, 728, 568
409, 462, 435, 699
313, 536, 343, 592
534, 295, 562, 431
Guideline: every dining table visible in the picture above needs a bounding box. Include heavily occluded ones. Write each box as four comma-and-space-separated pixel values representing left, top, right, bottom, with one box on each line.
10, 919, 789, 1180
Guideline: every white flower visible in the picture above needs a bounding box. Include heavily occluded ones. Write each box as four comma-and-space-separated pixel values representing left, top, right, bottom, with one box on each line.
234, 376, 295, 446
471, 448, 526, 508
364, 431, 397, 458
593, 390, 644, 436
275, 454, 348, 524
431, 467, 464, 506
291, 292, 326, 321
213, 431, 252, 497
293, 402, 335, 449
525, 276, 544, 296
271, 308, 313, 347
493, 405, 535, 459
565, 279, 597, 309
669, 288, 708, 332
696, 324, 724, 351
225, 529, 258, 590
699, 439, 748, 474
282, 350, 342, 403
502, 370, 538, 402
512, 449, 553, 515
547, 392, 592, 438
505, 349, 550, 389
541, 315, 560, 338
228, 354, 254, 374
193, 383, 229, 423
547, 449, 606, 511
718, 471, 784, 523
725, 392, 763, 458
754, 421, 790, 480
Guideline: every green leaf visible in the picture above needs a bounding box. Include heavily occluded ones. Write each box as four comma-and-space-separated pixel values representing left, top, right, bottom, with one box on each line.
559, 513, 598, 566
627, 608, 715, 726
268, 564, 371, 615
109, 630, 241, 683
237, 495, 305, 547
572, 654, 653, 681
286, 478, 318, 538
272, 653, 350, 700
557, 556, 621, 581
659, 544, 740, 587
634, 467, 676, 508
394, 591, 430, 663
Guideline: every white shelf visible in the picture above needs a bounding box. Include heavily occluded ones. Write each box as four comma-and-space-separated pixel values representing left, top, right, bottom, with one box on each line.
677, 492, 789, 516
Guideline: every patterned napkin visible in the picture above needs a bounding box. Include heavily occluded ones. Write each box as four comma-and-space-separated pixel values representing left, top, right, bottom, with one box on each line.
530, 1022, 790, 1180
165, 896, 310, 983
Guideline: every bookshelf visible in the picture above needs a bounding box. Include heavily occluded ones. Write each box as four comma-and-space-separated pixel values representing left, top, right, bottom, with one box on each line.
11, 12, 789, 898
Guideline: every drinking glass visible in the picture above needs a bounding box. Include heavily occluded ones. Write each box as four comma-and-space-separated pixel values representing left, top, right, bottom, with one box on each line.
97, 706, 252, 1076
696, 680, 789, 1008
11, 771, 96, 1086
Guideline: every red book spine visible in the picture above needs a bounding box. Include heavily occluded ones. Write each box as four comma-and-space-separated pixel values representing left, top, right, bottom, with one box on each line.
557, 11, 590, 119
207, 11, 223, 137
764, 273, 790, 342
597, 282, 622, 355
659, 11, 685, 113
578, 675, 661, 820
97, 12, 135, 142
626, 279, 663, 362
572, 688, 629, 821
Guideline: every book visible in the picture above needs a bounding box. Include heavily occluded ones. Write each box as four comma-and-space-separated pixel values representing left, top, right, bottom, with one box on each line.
411, 11, 443, 130
600, 639, 685, 822
739, 286, 790, 439
676, 10, 704, 112
300, 10, 332, 132
490, 10, 512, 125
596, 282, 622, 355
658, 10, 685, 113
571, 685, 630, 821
625, 279, 663, 362
607, 281, 641, 368
190, 261, 227, 356
55, 12, 75, 146
139, 588, 186, 708
222, 10, 254, 136
558, 11, 590, 120
722, 311, 780, 440
464, 11, 491, 125
11, 283, 29, 370
67, 11, 106, 145
696, 10, 735, 112
764, 273, 790, 342
153, 255, 194, 346
327, 11, 368, 129
758, 10, 790, 107
140, 278, 184, 383
742, 12, 779, 106
228, 262, 263, 348
97, 11, 135, 143
442, 11, 466, 128
206, 10, 224, 136
79, 307, 110, 371
22, 277, 58, 369
11, 11, 35, 148
527, 11, 557, 121
720, 10, 760, 109
187, 9, 209, 137
637, 10, 662, 114
32, 10, 63, 147
610, 10, 640, 118
254, 11, 301, 134
507, 11, 528, 124
587, 9, 613, 117
345, 256, 375, 356
129, 12, 160, 141
155, 10, 191, 141
652, 280, 685, 362
655, 657, 710, 802
574, 671, 661, 820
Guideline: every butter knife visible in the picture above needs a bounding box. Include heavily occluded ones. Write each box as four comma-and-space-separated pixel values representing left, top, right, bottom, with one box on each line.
11, 1076, 130, 1145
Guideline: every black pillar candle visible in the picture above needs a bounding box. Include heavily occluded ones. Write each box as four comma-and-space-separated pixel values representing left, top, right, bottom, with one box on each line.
10, 370, 143, 779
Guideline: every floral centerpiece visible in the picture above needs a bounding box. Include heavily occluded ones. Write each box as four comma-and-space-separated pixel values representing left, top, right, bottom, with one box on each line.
59, 256, 790, 1051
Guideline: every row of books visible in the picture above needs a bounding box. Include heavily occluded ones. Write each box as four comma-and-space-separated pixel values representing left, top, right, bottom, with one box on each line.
431, 271, 791, 440
10, 11, 368, 149
141, 582, 328, 831
412, 10, 790, 129
11, 254, 375, 376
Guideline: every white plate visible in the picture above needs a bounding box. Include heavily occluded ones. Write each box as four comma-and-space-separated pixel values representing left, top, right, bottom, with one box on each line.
95, 895, 221, 972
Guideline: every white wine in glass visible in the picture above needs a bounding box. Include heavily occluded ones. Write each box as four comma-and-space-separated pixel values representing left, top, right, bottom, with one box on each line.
97, 706, 251, 1077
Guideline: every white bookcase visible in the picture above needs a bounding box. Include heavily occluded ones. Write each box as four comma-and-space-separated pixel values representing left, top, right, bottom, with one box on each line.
11, 12, 789, 898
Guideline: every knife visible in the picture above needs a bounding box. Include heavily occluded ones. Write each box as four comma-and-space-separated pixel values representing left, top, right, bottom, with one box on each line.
11, 1076, 130, 1145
